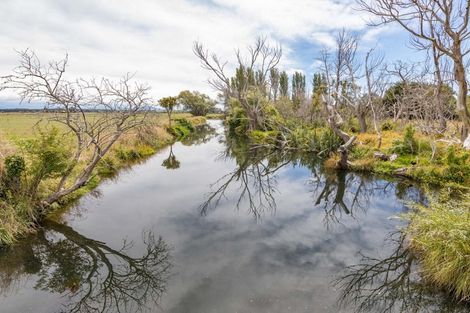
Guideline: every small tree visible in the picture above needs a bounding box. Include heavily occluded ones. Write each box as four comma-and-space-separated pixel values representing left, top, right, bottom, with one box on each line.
177, 90, 215, 116
1, 50, 152, 209
159, 96, 177, 128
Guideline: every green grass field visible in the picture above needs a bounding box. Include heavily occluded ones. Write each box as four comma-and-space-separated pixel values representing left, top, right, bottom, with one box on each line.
0, 112, 193, 139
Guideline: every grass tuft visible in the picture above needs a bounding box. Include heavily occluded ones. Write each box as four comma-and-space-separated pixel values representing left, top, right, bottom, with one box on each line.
404, 192, 470, 301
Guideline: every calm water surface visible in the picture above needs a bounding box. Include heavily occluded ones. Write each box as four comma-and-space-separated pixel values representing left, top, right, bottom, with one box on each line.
0, 120, 466, 313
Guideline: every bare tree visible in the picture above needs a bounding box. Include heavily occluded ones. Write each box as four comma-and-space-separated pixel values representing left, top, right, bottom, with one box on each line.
193, 37, 282, 130
365, 48, 387, 148
357, 0, 470, 144
319, 31, 359, 169
1, 50, 152, 209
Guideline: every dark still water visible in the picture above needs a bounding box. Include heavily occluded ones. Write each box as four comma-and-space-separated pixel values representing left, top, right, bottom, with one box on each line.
0, 120, 466, 313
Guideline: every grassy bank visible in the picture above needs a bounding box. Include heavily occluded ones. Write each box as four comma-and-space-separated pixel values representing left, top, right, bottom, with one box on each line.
0, 112, 206, 244
403, 192, 470, 301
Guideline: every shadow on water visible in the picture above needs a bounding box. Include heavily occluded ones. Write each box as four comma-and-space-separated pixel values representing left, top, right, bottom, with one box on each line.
0, 221, 172, 313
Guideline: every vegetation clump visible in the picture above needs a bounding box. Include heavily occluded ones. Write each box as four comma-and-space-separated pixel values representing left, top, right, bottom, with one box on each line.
404, 192, 470, 301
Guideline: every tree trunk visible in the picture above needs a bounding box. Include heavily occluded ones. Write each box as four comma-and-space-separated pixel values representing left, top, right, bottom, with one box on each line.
337, 135, 356, 169
167, 112, 172, 128
454, 58, 470, 142
357, 112, 367, 133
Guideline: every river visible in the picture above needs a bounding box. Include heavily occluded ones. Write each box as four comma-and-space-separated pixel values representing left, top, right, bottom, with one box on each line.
0, 120, 466, 313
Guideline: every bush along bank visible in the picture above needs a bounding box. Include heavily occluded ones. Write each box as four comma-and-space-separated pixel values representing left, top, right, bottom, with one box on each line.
225, 95, 343, 156
0, 116, 206, 245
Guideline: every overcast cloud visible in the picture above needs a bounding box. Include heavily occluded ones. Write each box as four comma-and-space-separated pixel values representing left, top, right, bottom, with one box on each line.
0, 0, 406, 104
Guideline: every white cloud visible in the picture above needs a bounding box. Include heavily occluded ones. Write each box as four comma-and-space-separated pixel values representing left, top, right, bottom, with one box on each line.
0, 0, 370, 103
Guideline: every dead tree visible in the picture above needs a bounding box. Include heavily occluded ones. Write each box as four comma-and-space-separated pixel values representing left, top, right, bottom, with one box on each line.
365, 48, 387, 148
1, 50, 151, 209
319, 32, 358, 169
193, 37, 282, 130
357, 0, 470, 144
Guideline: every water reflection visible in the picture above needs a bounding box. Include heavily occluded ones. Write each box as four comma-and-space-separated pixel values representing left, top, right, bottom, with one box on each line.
0, 120, 463, 313
162, 124, 216, 170
0, 220, 171, 313
181, 124, 217, 146
336, 231, 470, 313
162, 145, 180, 170
200, 134, 411, 225
199, 137, 298, 218
311, 170, 402, 228
197, 131, 466, 312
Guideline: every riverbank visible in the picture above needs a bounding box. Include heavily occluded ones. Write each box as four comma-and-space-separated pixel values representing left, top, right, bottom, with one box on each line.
345, 128, 470, 190
240, 121, 469, 190
0, 112, 207, 244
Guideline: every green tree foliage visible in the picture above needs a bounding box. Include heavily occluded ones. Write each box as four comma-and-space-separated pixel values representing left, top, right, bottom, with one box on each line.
159, 96, 178, 127
230, 65, 266, 98
391, 125, 418, 155
177, 90, 215, 116
279, 71, 289, 98
292, 72, 306, 109
312, 73, 327, 110
269, 68, 280, 100
21, 128, 71, 198
2, 155, 26, 195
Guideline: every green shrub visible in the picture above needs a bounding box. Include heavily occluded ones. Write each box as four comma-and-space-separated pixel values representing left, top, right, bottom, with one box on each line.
20, 128, 71, 196
96, 157, 117, 177
2, 155, 26, 196
227, 107, 249, 136
4, 155, 25, 179
167, 118, 195, 139
174, 118, 195, 132
115, 148, 141, 161
351, 146, 373, 159
381, 120, 395, 131
249, 130, 279, 145
391, 125, 418, 155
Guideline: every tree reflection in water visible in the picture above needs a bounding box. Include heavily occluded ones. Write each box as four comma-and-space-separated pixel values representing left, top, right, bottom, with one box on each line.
199, 137, 299, 219
0, 220, 171, 313
311, 169, 401, 228
336, 231, 470, 313
162, 145, 180, 170
200, 134, 402, 223
162, 124, 217, 170
198, 137, 465, 312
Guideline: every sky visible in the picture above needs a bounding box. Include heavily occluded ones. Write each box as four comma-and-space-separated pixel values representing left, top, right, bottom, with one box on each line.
0, 0, 420, 108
